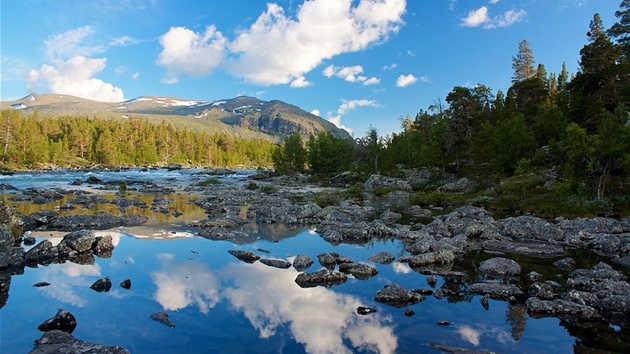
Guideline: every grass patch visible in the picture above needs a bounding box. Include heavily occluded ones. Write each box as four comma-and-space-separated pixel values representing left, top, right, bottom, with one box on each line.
197, 177, 221, 186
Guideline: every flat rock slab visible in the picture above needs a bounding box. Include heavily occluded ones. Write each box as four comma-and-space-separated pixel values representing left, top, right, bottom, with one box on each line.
526, 298, 601, 321
482, 240, 565, 258
368, 251, 395, 264
338, 263, 378, 280
374, 283, 425, 308
470, 282, 524, 298
295, 269, 347, 288
260, 258, 292, 269
29, 330, 129, 354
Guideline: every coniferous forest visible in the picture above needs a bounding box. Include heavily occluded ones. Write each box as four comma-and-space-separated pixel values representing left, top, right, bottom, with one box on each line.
1, 4, 629, 217
273, 5, 630, 217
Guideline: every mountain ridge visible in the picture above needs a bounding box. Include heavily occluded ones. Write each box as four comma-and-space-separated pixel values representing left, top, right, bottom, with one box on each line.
1, 93, 351, 142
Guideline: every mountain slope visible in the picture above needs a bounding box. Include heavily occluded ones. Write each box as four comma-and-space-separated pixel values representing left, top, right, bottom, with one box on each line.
1, 93, 352, 141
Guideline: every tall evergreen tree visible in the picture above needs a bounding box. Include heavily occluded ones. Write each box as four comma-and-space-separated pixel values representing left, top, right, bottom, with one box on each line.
512, 39, 536, 83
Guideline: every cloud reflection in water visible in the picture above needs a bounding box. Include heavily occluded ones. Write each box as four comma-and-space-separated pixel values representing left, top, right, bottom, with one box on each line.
151, 256, 398, 354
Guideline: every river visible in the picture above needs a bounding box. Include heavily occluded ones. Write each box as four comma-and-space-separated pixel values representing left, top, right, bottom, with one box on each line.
0, 168, 627, 353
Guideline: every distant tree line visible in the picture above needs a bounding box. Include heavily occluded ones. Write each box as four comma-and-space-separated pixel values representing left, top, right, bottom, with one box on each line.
0, 111, 275, 168
273, 4, 630, 214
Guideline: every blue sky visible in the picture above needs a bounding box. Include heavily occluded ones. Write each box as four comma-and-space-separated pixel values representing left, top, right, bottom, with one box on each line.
0, 0, 622, 137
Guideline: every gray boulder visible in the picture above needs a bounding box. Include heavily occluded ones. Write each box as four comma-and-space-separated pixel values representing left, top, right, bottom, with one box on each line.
338, 263, 378, 280
470, 282, 524, 298
260, 258, 292, 269
528, 282, 555, 300
479, 257, 521, 277
292, 254, 314, 271
526, 298, 601, 321
368, 251, 395, 264
58, 230, 96, 253
373, 283, 425, 308
150, 311, 176, 327
295, 269, 347, 288
364, 175, 411, 191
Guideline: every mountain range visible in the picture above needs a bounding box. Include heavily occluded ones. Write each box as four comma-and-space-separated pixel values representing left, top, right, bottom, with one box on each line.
1, 93, 351, 141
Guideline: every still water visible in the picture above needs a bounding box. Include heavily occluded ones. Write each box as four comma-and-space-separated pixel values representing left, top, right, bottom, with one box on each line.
0, 169, 624, 353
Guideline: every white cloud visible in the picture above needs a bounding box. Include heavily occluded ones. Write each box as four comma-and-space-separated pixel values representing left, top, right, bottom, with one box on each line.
311, 109, 321, 116
109, 35, 140, 46
337, 99, 379, 115
27, 26, 124, 101
489, 0, 500, 4
27, 56, 124, 102
457, 325, 481, 346
327, 98, 380, 134
461, 6, 526, 29
223, 0, 405, 85
323, 64, 380, 86
131, 71, 139, 80
363, 77, 381, 85
461, 6, 490, 27
44, 25, 105, 60
156, 25, 227, 84
396, 74, 417, 87
383, 63, 397, 70
290, 76, 313, 88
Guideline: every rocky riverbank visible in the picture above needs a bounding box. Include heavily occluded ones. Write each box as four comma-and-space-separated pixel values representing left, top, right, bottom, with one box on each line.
1, 169, 629, 351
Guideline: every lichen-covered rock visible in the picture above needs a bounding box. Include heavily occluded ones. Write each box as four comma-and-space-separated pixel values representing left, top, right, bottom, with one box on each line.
92, 235, 114, 258
24, 240, 57, 262
0, 247, 25, 269
408, 250, 455, 267
364, 175, 411, 191
499, 215, 564, 242
528, 282, 555, 300
58, 230, 96, 253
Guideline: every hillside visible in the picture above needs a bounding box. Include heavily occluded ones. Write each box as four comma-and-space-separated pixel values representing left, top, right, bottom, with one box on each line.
1, 93, 352, 142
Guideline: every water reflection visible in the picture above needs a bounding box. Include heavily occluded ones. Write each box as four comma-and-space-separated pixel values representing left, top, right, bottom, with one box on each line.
36, 262, 101, 307
151, 255, 398, 354
151, 253, 220, 314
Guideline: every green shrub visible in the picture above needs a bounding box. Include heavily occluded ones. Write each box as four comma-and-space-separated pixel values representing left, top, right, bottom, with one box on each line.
198, 177, 221, 186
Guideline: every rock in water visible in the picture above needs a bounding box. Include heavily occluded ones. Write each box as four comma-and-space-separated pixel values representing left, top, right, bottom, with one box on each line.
34, 282, 51, 287
29, 330, 129, 354
478, 257, 521, 277
374, 284, 425, 308
260, 258, 292, 269
292, 254, 314, 271
90, 277, 112, 292
119, 279, 131, 290
295, 269, 347, 288
37, 308, 77, 334
150, 311, 175, 328
227, 250, 260, 263
368, 251, 395, 264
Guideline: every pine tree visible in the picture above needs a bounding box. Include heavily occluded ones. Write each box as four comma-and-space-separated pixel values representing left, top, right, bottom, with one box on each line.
512, 39, 536, 83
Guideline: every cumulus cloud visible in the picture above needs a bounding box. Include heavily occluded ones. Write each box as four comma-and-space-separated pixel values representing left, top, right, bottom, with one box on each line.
311, 109, 321, 116
156, 25, 227, 84
327, 98, 380, 134
396, 74, 417, 87
323, 64, 379, 85
27, 56, 124, 102
27, 26, 125, 101
214, 0, 405, 85
290, 76, 314, 88
461, 6, 526, 28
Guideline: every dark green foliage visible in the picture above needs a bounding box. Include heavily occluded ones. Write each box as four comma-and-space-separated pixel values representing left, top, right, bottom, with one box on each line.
0, 111, 275, 169
272, 132, 306, 175
307, 131, 354, 175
